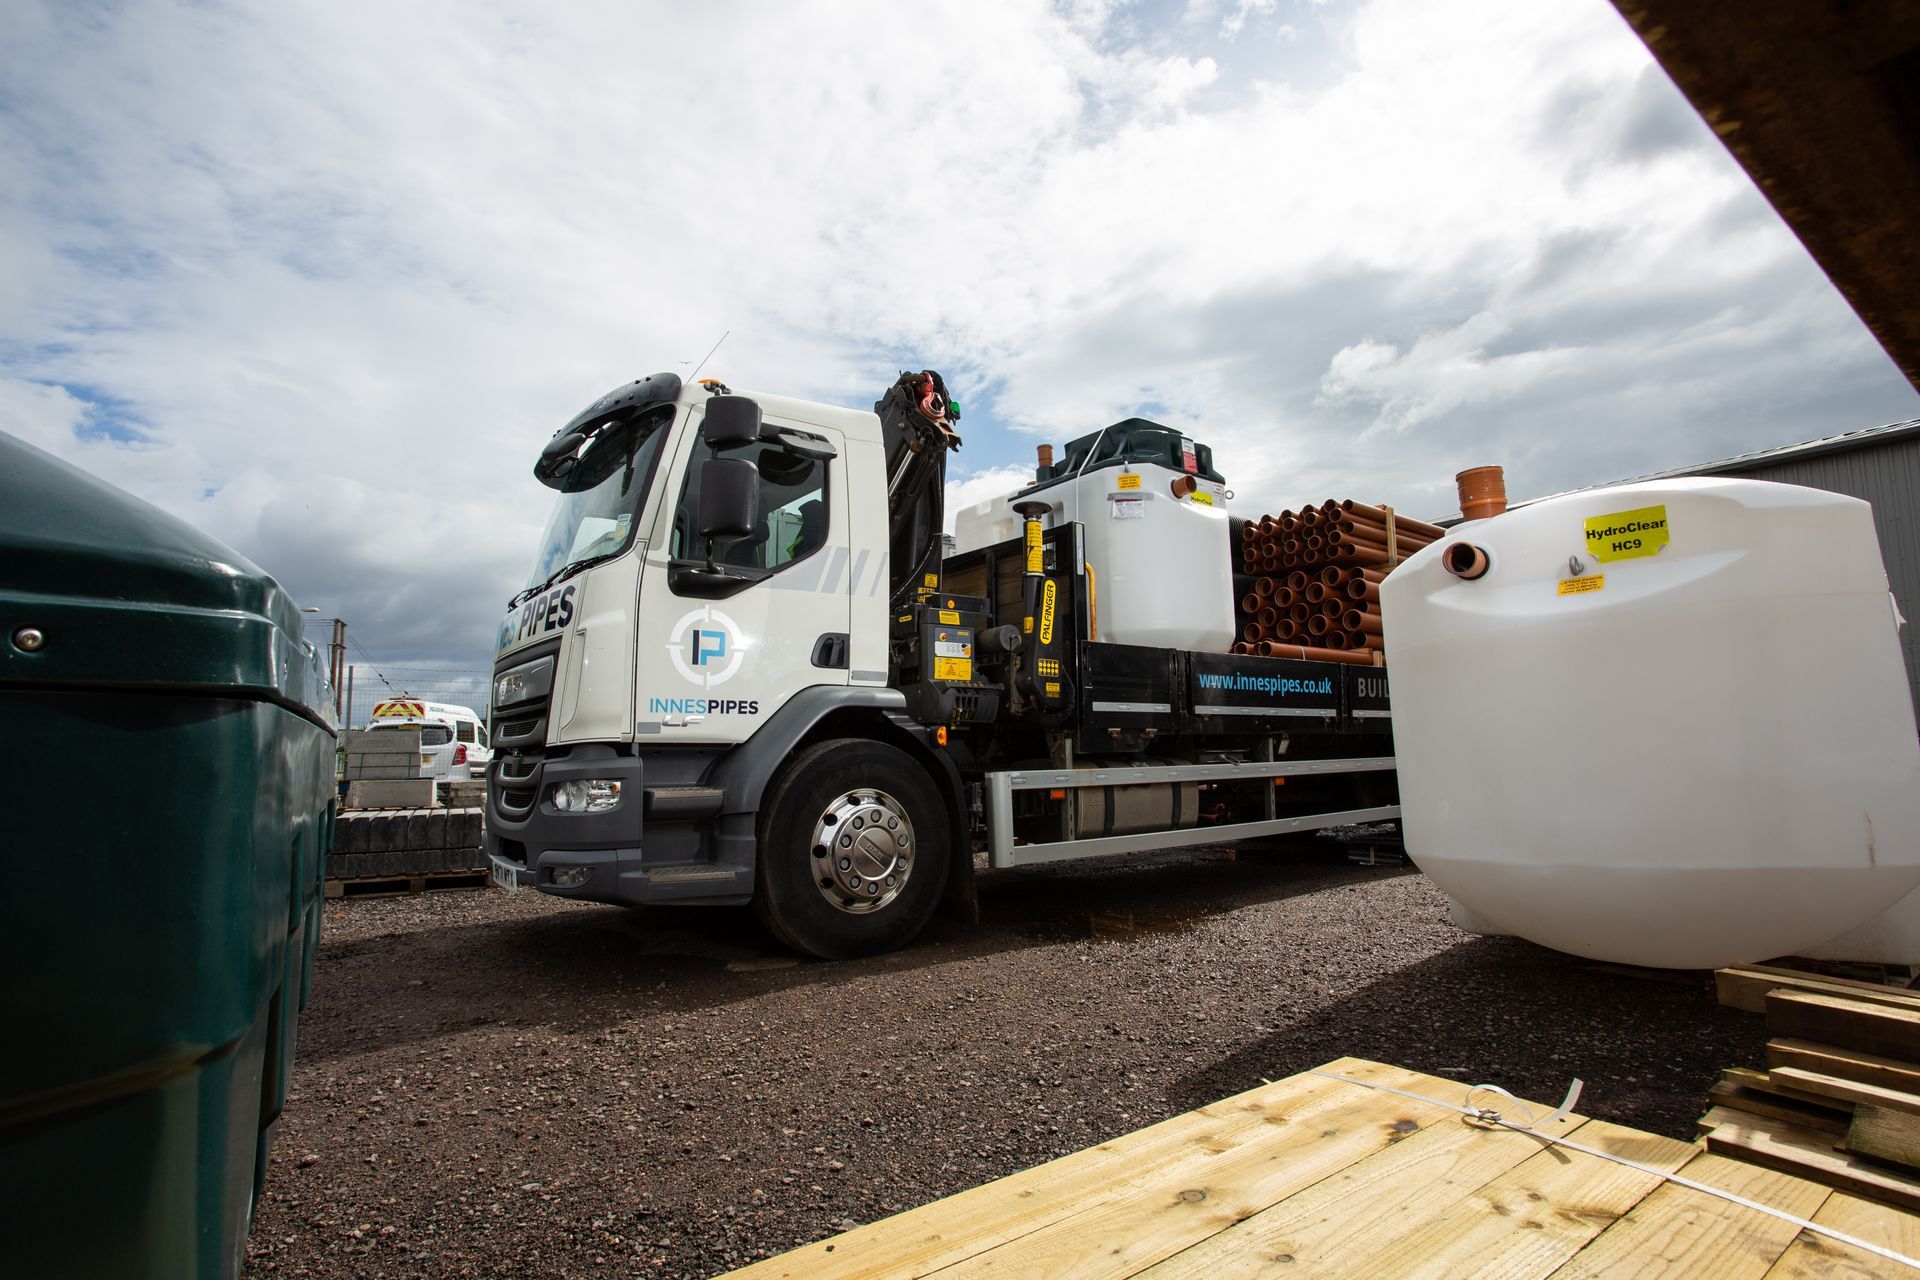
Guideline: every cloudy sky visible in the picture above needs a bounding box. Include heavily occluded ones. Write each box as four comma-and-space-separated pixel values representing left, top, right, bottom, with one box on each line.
6, 0, 1917, 711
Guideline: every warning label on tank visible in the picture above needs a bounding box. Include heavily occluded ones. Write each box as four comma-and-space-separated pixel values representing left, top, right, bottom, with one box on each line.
1585, 506, 1668, 562
1557, 574, 1606, 596
1115, 472, 1141, 491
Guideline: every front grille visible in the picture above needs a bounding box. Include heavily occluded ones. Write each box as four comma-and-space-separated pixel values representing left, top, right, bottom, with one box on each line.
489, 688, 553, 842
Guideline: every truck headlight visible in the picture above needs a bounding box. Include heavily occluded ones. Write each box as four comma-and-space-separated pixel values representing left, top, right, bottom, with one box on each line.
495, 655, 556, 709
552, 779, 622, 812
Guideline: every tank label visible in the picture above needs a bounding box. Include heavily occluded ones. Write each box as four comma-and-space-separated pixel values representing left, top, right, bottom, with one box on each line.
1110, 496, 1145, 520
1190, 492, 1215, 506
1116, 472, 1142, 491
1585, 505, 1669, 562
1557, 574, 1606, 596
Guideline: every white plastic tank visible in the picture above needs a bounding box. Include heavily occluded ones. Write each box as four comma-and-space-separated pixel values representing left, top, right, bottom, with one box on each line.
954, 465, 1235, 652
1382, 477, 1920, 970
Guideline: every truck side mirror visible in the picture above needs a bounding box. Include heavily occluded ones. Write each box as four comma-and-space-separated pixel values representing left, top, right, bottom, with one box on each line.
533, 431, 587, 485
697, 458, 759, 568
701, 396, 762, 450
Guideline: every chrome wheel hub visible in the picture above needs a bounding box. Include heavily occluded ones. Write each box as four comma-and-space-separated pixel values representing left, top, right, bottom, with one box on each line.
810, 789, 915, 914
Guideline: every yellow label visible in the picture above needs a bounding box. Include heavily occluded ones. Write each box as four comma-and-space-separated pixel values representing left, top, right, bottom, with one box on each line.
1038, 579, 1057, 645
934, 656, 972, 681
1022, 617, 1033, 633
1585, 505, 1669, 563
1558, 574, 1606, 596
1116, 472, 1141, 491
937, 609, 960, 624
1190, 491, 1214, 506
924, 573, 939, 586
1044, 680, 1061, 697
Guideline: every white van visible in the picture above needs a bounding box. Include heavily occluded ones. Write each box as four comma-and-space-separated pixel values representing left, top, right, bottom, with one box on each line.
365, 699, 493, 780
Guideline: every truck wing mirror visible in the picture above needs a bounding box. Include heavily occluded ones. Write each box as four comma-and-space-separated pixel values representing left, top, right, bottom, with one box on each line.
698, 458, 759, 549
701, 396, 762, 450
533, 431, 588, 485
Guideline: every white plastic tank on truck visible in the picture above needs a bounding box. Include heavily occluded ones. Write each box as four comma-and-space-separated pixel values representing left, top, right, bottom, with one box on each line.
486, 370, 1401, 957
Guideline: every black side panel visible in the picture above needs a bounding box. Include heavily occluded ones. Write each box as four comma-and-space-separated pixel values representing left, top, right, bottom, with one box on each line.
1189, 650, 1342, 734
1346, 666, 1391, 724
1078, 643, 1182, 737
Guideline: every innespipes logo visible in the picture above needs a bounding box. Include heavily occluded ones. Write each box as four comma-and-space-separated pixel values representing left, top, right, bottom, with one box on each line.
667, 606, 747, 687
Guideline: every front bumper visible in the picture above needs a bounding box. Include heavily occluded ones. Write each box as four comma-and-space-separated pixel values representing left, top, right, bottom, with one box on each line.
483, 745, 752, 906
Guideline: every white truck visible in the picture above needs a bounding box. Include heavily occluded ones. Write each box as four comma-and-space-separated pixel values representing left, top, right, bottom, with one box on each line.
485, 371, 1398, 957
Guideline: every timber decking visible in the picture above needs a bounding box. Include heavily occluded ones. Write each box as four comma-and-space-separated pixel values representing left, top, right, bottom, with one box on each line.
719, 1058, 1920, 1280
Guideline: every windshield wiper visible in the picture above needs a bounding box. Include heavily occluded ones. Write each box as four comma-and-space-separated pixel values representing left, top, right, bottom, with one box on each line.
509, 549, 625, 609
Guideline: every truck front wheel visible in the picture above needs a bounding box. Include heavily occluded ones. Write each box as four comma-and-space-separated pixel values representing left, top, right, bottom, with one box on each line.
753, 738, 950, 959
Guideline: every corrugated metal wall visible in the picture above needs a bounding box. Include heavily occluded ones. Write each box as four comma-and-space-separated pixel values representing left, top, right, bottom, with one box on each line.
1717, 436, 1920, 719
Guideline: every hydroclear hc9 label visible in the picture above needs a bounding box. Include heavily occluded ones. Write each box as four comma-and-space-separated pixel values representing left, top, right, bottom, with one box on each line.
1585, 505, 1669, 563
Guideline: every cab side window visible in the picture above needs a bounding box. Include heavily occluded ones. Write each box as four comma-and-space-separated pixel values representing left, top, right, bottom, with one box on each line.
670, 435, 829, 573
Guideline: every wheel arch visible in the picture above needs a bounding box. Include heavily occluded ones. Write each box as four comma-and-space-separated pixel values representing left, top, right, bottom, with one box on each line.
706, 687, 975, 924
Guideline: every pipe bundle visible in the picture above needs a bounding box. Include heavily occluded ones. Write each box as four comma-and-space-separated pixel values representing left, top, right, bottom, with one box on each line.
1229, 500, 1445, 666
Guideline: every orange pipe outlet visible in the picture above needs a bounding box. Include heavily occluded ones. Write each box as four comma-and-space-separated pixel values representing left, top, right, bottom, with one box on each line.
1342, 608, 1384, 636
1456, 466, 1507, 521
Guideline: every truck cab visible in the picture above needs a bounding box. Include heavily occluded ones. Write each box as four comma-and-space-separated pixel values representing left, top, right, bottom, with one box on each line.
487, 372, 1397, 958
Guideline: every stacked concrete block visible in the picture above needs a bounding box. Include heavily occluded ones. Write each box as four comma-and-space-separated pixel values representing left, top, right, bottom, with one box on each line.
327, 806, 486, 882
343, 727, 422, 779
443, 778, 488, 808
342, 728, 438, 809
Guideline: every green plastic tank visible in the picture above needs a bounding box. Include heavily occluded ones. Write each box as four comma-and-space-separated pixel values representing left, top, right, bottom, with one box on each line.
0, 430, 337, 1279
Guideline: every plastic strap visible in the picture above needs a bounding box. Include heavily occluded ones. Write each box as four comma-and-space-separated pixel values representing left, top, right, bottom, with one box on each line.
1307, 1069, 1920, 1273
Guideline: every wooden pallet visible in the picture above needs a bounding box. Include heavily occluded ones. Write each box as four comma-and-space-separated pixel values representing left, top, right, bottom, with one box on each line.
1701, 966, 1920, 1219
718, 1057, 1920, 1279
323, 870, 488, 899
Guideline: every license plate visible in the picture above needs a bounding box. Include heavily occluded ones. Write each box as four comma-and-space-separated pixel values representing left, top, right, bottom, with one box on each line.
491, 860, 519, 893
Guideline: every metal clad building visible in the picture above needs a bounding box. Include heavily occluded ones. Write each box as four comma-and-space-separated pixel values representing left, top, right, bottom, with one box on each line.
1639, 420, 1920, 720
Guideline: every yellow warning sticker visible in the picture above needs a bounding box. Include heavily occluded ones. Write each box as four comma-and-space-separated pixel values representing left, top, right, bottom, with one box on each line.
924, 573, 939, 586
1038, 579, 1058, 645
1115, 472, 1141, 491
937, 609, 960, 624
1557, 574, 1606, 596
934, 656, 972, 682
1044, 680, 1061, 697
1189, 491, 1214, 506
1585, 505, 1669, 563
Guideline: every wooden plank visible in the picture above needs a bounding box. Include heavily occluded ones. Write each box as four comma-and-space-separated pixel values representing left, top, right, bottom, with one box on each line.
1767, 990, 1920, 1062
721, 1058, 1414, 1280
1706, 1110, 1920, 1214
1251, 1118, 1695, 1280
1769, 1038, 1920, 1096
1133, 1104, 1595, 1279
1770, 1067, 1920, 1118
1545, 1150, 1830, 1279
1699, 1104, 1839, 1147
1763, 1191, 1920, 1278
1849, 1106, 1920, 1173
1706, 1083, 1850, 1136
1719, 965, 1920, 1015
922, 1071, 1483, 1279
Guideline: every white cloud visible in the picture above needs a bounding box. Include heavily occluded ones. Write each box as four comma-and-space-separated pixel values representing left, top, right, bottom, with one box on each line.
943, 463, 1037, 535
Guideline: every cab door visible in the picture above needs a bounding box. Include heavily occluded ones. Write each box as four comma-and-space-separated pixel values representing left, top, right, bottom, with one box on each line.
631, 407, 850, 745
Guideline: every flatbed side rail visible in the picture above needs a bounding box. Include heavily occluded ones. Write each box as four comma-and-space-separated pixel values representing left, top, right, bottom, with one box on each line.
984, 757, 1399, 869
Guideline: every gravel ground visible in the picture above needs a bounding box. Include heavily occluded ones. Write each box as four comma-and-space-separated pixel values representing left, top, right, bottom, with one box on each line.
243, 845, 1768, 1279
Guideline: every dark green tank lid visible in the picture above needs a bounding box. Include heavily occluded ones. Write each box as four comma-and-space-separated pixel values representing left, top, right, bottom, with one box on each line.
0, 430, 335, 729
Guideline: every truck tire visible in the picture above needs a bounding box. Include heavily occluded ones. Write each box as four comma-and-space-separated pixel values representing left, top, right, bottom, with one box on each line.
753, 738, 950, 959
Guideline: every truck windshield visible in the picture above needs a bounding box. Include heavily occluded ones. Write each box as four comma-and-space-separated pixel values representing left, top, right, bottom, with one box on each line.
521, 404, 674, 596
